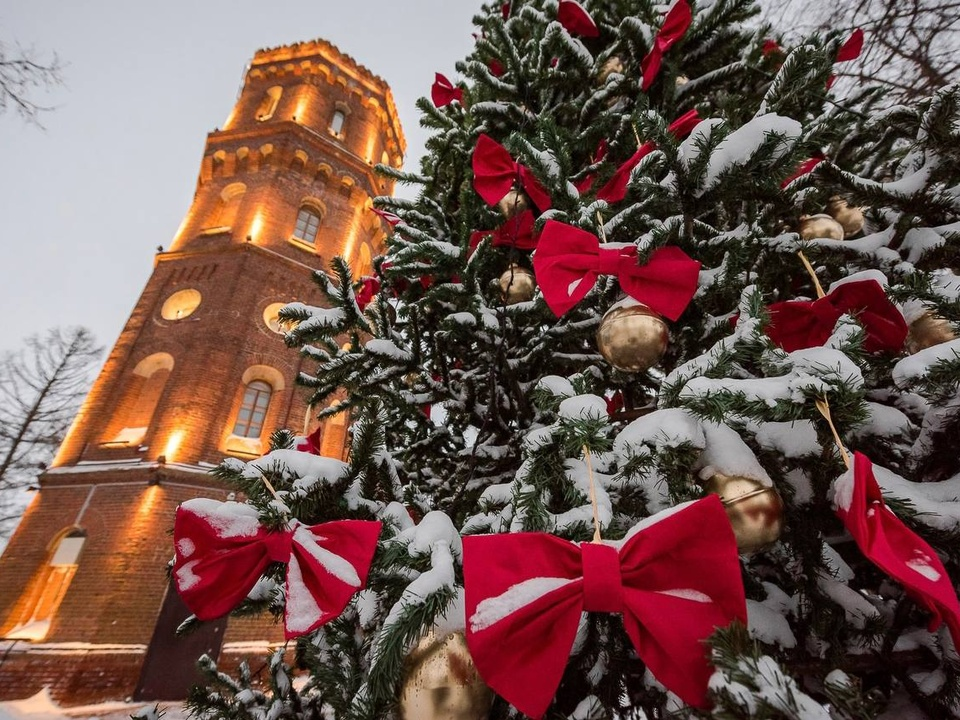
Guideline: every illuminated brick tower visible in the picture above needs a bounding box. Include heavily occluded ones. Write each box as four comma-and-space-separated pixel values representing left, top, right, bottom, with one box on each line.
0, 39, 404, 704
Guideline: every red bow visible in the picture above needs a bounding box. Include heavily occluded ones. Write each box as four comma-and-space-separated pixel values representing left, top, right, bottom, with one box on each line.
596, 109, 700, 202
533, 220, 700, 317
472, 134, 553, 211
355, 275, 380, 311
431, 73, 464, 107
835, 453, 960, 646
762, 39, 783, 56
836, 29, 864, 62
574, 139, 609, 194
470, 210, 540, 253
557, 0, 599, 37
296, 424, 324, 455
463, 496, 747, 717
641, 0, 692, 91
766, 279, 907, 353
371, 207, 402, 226
488, 59, 505, 77
173, 499, 381, 639
780, 156, 823, 188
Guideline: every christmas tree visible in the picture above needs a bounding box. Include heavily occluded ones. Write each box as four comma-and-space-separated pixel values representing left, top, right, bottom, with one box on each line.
175, 0, 960, 717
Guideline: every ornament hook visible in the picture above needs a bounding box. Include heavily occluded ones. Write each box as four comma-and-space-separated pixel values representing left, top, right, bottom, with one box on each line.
814, 396, 852, 470
797, 251, 825, 299
582, 445, 603, 543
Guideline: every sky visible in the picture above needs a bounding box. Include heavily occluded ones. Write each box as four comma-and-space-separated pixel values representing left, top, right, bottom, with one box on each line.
0, 0, 478, 357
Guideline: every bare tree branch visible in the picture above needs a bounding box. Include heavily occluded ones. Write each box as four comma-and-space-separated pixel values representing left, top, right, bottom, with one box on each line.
0, 40, 64, 127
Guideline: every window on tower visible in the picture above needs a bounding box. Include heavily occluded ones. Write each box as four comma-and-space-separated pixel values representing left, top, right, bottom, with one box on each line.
232, 380, 272, 438
330, 109, 346, 137
223, 366, 284, 457
293, 207, 321, 244
6, 529, 86, 641
256, 86, 282, 121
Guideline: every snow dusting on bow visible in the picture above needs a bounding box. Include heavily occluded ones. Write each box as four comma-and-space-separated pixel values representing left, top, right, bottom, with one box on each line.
470, 577, 576, 631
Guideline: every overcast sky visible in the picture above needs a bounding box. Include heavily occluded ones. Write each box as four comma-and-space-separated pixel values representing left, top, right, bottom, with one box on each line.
0, 1, 477, 357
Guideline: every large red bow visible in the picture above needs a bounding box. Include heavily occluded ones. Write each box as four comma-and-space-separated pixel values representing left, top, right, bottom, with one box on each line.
470, 210, 540, 253
463, 496, 747, 717
557, 0, 599, 37
173, 499, 381, 639
596, 109, 701, 202
431, 73, 464, 107
472, 134, 553, 211
641, 0, 692, 91
533, 220, 700, 317
766, 279, 907, 353
835, 453, 960, 646
780, 156, 823, 188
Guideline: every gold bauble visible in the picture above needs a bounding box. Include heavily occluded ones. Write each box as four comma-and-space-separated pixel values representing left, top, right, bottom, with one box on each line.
675, 75, 690, 86
798, 214, 845, 241
496, 189, 530, 219
703, 473, 784, 554
399, 631, 493, 720
826, 196, 865, 236
597, 56, 625, 85
596, 303, 669, 373
907, 311, 957, 354
498, 264, 537, 305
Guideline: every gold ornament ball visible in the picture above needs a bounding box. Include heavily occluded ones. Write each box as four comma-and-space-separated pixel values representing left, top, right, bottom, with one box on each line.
596, 303, 669, 374
498, 264, 537, 305
907, 311, 957, 354
496, 188, 530, 219
703, 473, 784, 554
597, 56, 625, 85
399, 631, 493, 720
826, 196, 865, 236
798, 214, 845, 242
675, 75, 690, 87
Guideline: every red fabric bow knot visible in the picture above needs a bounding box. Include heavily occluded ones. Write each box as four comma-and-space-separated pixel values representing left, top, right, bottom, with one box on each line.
596, 109, 701, 203
641, 0, 692, 91
472, 134, 552, 211
431, 73, 464, 107
557, 0, 599, 37
355, 275, 380, 311
765, 279, 907, 353
470, 210, 540, 254
835, 453, 960, 646
173, 499, 381, 639
533, 220, 700, 317
463, 496, 747, 717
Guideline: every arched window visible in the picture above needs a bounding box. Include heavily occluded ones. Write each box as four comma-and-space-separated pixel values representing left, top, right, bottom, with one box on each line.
256, 86, 282, 121
104, 353, 174, 446
293, 206, 321, 244
232, 380, 272, 438
330, 109, 346, 137
7, 529, 86, 641
204, 182, 246, 231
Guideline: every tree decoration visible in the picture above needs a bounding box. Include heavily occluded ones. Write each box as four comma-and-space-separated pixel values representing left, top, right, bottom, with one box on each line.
399, 631, 493, 720
827, 28, 865, 88
472, 134, 552, 211
798, 213, 845, 241
557, 0, 599, 38
532, 220, 700, 317
781, 156, 824, 187
431, 73, 464, 107
765, 272, 907, 353
470, 210, 540, 252
596, 300, 669, 373
906, 311, 957, 353
371, 206, 402, 227
173, 499, 381, 638
496, 188, 530, 219
596, 56, 624, 86
595, 109, 700, 203
702, 472, 784, 553
355, 275, 381, 312
640, 0, 693, 91
462, 493, 747, 717
295, 424, 324, 455
498, 264, 537, 305
825, 196, 865, 236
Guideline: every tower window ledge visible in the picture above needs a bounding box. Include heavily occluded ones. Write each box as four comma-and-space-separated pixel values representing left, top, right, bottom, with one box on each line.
287, 236, 317, 254
101, 427, 148, 447
223, 434, 263, 457
5, 620, 50, 641
200, 226, 232, 236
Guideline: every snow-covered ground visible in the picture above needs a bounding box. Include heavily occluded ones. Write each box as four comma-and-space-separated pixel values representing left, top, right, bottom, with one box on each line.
0, 690, 186, 720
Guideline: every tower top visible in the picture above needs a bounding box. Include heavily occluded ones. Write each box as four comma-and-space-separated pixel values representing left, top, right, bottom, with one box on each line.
247, 37, 406, 157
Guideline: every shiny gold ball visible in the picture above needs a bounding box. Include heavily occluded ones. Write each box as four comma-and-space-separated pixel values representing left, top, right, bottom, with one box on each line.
399, 631, 493, 720
703, 473, 784, 554
798, 214, 845, 241
675, 75, 690, 86
826, 196, 865, 236
498, 264, 537, 305
496, 189, 529, 219
597, 56, 625, 85
907, 311, 957, 354
596, 303, 669, 373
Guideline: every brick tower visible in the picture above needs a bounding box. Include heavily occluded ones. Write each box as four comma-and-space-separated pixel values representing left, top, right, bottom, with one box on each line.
0, 39, 404, 704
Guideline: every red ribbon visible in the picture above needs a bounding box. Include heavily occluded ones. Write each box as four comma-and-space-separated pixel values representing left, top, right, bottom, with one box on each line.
836, 453, 960, 646
488, 58, 505, 77
557, 0, 599, 38
463, 496, 746, 717
431, 73, 464, 107
296, 424, 324, 455
371, 207, 402, 226
780, 156, 823, 188
641, 0, 692, 91
762, 39, 783, 56
355, 275, 380, 311
472, 134, 553, 211
766, 279, 907, 353
574, 139, 609, 194
596, 109, 700, 203
173, 499, 381, 639
533, 220, 700, 317
470, 210, 540, 253
836, 29, 864, 62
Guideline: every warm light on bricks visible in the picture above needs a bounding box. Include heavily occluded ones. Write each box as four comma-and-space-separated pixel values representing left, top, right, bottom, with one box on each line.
248, 211, 265, 243
162, 430, 185, 463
